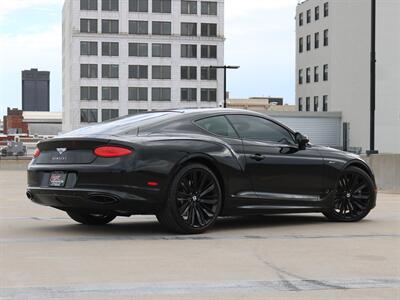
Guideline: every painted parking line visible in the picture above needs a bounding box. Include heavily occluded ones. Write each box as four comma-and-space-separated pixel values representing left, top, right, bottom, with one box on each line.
0, 233, 399, 244
1, 277, 399, 299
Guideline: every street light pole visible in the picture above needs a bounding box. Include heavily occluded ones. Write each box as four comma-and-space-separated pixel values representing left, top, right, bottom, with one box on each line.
367, 0, 378, 155
210, 65, 240, 108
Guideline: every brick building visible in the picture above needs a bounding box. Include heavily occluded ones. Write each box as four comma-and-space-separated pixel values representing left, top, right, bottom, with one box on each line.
2, 108, 29, 135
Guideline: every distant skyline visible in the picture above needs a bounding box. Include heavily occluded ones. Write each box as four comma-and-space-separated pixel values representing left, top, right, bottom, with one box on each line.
0, 0, 297, 116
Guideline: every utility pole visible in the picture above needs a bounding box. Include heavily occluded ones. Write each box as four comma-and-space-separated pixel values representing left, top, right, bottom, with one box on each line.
367, 0, 378, 155
209, 65, 240, 108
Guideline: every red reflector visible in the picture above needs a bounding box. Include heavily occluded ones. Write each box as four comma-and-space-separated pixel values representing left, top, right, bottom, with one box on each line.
94, 146, 133, 158
147, 181, 159, 187
33, 148, 40, 158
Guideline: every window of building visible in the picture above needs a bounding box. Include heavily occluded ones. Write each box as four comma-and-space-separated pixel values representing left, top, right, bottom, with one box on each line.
201, 23, 217, 37
102, 19, 119, 34
314, 96, 319, 111
314, 32, 319, 49
181, 66, 197, 80
315, 6, 320, 20
298, 98, 303, 111
181, 22, 197, 36
152, 65, 171, 79
81, 109, 98, 123
152, 21, 171, 35
314, 66, 319, 82
299, 12, 303, 26
306, 67, 311, 83
128, 109, 148, 115
306, 9, 311, 23
129, 65, 148, 79
182, 1, 197, 14
102, 0, 118, 11
80, 64, 98, 78
129, 87, 148, 101
102, 64, 119, 78
152, 43, 171, 57
80, 0, 97, 10
152, 88, 171, 101
80, 41, 98, 56
102, 87, 119, 100
129, 20, 148, 34
299, 37, 303, 53
306, 35, 311, 51
298, 69, 303, 85
324, 29, 329, 46
201, 67, 217, 80
201, 2, 217, 15
201, 45, 217, 58
306, 97, 310, 111
102, 42, 119, 56
129, 0, 148, 12
201, 88, 217, 102
152, 0, 171, 13
324, 2, 329, 17
323, 64, 328, 81
323, 95, 328, 111
80, 87, 98, 100
181, 88, 197, 102
181, 44, 197, 58
102, 109, 119, 122
80, 19, 97, 33
129, 43, 148, 57
226, 115, 294, 143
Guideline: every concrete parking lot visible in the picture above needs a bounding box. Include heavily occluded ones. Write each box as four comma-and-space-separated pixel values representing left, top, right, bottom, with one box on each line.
1, 170, 399, 299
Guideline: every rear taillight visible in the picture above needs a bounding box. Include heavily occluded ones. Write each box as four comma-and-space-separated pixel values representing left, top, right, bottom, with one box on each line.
33, 148, 40, 158
94, 146, 133, 158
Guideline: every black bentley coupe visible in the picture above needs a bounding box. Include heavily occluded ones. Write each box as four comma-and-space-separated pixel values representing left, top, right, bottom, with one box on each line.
27, 109, 377, 233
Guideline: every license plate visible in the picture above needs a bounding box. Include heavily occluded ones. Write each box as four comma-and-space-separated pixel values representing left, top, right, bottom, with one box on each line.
49, 172, 67, 187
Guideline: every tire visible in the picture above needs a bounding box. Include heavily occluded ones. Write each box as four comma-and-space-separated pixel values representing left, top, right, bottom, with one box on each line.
67, 211, 116, 225
323, 166, 375, 222
157, 163, 222, 234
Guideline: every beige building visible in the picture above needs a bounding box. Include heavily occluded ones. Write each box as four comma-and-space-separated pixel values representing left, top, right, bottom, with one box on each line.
227, 97, 296, 113
295, 0, 400, 153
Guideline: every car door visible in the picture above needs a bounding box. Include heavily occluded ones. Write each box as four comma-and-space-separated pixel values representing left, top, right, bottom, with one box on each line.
226, 114, 325, 209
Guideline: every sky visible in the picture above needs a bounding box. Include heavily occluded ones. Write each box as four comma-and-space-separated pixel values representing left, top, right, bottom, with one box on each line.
0, 0, 298, 116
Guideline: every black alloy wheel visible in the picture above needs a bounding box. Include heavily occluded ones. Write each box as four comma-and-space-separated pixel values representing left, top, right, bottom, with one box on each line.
323, 166, 374, 222
67, 211, 116, 225
157, 163, 222, 234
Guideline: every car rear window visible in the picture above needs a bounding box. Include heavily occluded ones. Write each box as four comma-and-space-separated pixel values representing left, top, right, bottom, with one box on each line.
62, 112, 179, 136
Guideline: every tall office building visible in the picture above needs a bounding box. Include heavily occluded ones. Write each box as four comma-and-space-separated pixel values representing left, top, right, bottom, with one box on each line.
22, 68, 50, 112
62, 0, 225, 132
295, 0, 400, 153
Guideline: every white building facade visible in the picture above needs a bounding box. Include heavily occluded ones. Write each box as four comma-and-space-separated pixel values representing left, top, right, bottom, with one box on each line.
62, 0, 225, 132
295, 0, 400, 153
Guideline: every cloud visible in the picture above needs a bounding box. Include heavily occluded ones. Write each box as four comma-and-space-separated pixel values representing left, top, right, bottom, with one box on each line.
0, 0, 64, 22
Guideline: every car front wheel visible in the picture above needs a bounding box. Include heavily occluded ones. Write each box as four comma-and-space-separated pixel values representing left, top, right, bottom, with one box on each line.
323, 166, 375, 222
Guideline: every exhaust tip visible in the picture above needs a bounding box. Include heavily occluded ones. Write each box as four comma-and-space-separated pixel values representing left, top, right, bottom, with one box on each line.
26, 191, 33, 200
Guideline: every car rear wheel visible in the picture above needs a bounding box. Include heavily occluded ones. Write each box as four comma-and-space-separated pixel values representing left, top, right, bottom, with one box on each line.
323, 166, 375, 222
67, 211, 116, 225
156, 163, 222, 234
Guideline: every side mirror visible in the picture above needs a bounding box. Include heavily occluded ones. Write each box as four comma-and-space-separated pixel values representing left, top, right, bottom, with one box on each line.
295, 132, 309, 149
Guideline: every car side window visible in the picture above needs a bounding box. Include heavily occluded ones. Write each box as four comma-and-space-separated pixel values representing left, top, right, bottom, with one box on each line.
196, 116, 239, 139
227, 115, 295, 144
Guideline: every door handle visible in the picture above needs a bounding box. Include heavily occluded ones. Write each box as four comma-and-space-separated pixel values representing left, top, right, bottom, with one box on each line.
250, 154, 265, 161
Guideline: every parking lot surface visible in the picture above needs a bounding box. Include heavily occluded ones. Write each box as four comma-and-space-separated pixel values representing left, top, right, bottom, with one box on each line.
1, 170, 399, 299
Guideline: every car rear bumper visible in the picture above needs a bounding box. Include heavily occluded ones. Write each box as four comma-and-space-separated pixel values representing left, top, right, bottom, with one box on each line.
27, 186, 162, 215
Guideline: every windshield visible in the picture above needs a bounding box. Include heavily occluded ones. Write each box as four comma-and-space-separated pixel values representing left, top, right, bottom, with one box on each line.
61, 112, 179, 136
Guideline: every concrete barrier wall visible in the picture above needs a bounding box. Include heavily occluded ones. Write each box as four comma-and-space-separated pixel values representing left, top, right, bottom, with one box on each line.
1, 154, 399, 193
361, 154, 400, 193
